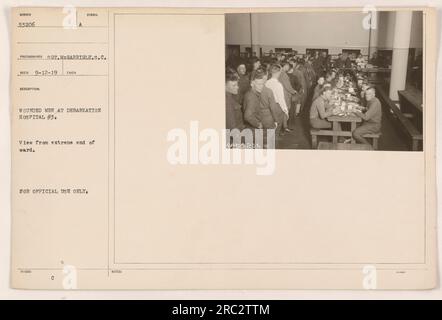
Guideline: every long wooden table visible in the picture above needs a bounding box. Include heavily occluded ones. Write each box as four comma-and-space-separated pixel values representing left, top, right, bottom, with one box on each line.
327, 114, 362, 144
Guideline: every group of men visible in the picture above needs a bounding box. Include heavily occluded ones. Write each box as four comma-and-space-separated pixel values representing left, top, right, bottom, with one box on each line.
226, 53, 320, 134
309, 79, 382, 145
225, 51, 383, 148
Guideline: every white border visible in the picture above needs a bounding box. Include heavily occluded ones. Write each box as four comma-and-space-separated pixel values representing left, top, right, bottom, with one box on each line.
0, 0, 441, 299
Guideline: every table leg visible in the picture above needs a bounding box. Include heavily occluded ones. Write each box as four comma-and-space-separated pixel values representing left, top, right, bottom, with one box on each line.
350, 122, 356, 144
332, 121, 338, 144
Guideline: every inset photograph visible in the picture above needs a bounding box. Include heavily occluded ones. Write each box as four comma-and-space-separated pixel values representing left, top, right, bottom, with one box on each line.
225, 11, 423, 151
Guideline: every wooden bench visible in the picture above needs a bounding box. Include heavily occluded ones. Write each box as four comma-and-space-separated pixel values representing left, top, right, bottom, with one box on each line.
311, 129, 348, 149
376, 85, 423, 151
398, 89, 423, 133
362, 133, 381, 150
310, 129, 380, 150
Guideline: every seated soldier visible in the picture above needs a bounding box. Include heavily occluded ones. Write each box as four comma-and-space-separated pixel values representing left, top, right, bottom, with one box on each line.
312, 75, 325, 101
335, 74, 345, 89
309, 86, 336, 129
324, 71, 334, 86
352, 87, 382, 145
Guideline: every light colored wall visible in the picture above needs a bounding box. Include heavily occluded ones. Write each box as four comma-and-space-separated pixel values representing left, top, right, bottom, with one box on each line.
225, 13, 251, 46
255, 12, 370, 49
226, 12, 370, 52
225, 11, 423, 54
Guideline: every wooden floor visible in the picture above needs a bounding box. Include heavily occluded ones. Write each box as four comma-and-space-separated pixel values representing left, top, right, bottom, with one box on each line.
275, 102, 410, 151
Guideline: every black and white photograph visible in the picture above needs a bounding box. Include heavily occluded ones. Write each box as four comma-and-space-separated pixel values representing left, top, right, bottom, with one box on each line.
2, 2, 439, 298
225, 11, 423, 151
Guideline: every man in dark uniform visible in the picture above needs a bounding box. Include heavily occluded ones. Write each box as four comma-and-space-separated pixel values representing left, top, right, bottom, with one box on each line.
225, 72, 245, 131
243, 69, 279, 147
280, 62, 299, 125
243, 79, 263, 130
249, 58, 261, 82
322, 52, 331, 73
334, 53, 345, 69
310, 86, 335, 129
236, 63, 250, 105
291, 59, 308, 113
369, 51, 380, 66
312, 76, 326, 101
312, 51, 322, 75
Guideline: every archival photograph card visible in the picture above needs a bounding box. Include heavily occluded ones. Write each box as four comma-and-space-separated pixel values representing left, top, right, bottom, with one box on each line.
10, 6, 437, 289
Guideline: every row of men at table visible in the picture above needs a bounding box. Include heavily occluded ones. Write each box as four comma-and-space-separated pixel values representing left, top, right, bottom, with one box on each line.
227, 50, 362, 80
226, 58, 382, 147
